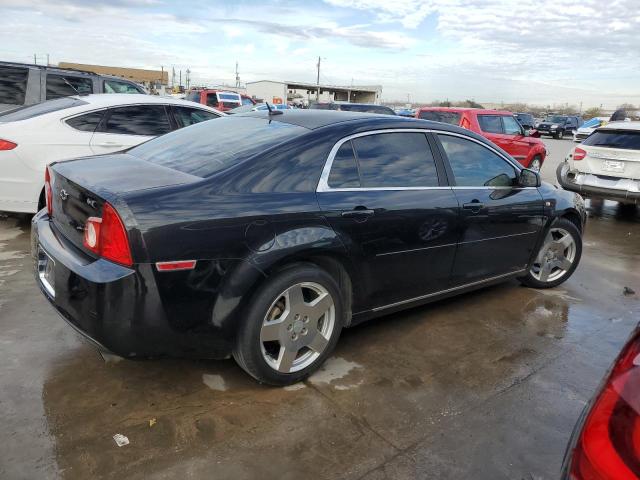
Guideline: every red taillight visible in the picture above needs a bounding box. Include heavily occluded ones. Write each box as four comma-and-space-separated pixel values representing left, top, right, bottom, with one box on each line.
82, 203, 133, 267
573, 147, 587, 161
0, 139, 17, 150
569, 329, 640, 479
44, 166, 53, 216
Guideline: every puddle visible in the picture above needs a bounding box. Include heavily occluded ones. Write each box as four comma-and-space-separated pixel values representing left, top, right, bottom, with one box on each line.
202, 373, 227, 391
308, 357, 363, 389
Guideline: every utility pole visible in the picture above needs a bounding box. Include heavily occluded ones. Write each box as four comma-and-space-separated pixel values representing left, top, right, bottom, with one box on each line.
33, 54, 37, 64
186, 69, 191, 90
316, 56, 321, 101
172, 67, 176, 88
46, 54, 50, 66
235, 61, 240, 88
179, 69, 182, 88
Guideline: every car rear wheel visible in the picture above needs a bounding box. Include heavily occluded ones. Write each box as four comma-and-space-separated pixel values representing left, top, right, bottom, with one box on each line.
233, 264, 344, 385
519, 218, 582, 289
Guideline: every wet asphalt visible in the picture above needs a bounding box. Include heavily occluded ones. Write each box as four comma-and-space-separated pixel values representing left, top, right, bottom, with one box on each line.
1, 138, 639, 480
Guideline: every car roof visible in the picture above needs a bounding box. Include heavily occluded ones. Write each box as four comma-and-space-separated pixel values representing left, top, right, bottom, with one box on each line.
417, 106, 514, 116
599, 121, 640, 131
66, 94, 220, 109
241, 109, 406, 129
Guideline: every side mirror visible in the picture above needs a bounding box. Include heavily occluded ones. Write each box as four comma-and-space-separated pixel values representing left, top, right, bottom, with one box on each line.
519, 168, 541, 187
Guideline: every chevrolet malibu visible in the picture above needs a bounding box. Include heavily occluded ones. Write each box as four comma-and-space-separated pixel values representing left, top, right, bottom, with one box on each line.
32, 111, 586, 385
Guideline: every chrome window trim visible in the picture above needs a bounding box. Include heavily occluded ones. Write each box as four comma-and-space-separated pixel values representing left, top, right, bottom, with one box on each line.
316, 128, 525, 193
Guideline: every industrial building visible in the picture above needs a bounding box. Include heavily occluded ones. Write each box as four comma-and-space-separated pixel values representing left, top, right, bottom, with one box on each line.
58, 62, 168, 86
246, 80, 382, 105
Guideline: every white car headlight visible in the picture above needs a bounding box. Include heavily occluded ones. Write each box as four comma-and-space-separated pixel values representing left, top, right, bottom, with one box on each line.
551, 124, 559, 129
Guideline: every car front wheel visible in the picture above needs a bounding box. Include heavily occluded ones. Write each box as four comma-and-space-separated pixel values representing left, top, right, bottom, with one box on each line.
519, 218, 582, 289
555, 130, 564, 140
233, 264, 344, 385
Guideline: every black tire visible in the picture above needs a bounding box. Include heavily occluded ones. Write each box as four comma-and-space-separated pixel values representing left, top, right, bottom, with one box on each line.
233, 264, 345, 386
518, 218, 582, 289
555, 129, 564, 140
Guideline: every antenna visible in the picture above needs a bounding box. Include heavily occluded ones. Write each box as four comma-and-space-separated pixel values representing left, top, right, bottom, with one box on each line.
265, 102, 283, 116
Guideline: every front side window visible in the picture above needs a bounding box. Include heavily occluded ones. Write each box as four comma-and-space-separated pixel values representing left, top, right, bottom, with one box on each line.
173, 107, 220, 128
103, 105, 170, 136
351, 132, 439, 188
478, 115, 503, 134
66, 110, 105, 132
438, 134, 517, 187
46, 74, 93, 99
502, 116, 522, 135
0, 66, 29, 105
104, 79, 143, 94
328, 141, 360, 188
205, 93, 219, 107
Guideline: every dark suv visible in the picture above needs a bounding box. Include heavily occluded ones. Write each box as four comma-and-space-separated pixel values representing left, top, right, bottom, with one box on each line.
515, 112, 535, 130
536, 115, 583, 139
0, 61, 146, 113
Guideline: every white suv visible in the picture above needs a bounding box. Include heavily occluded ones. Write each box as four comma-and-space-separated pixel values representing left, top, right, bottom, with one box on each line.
558, 122, 640, 203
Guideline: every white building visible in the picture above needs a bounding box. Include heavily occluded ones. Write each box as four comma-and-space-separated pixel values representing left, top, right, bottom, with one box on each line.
246, 80, 382, 106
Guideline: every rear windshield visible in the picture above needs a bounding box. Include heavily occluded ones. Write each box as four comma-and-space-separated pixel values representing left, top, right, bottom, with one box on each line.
582, 130, 640, 150
130, 116, 308, 177
339, 104, 395, 115
0, 97, 87, 122
418, 111, 461, 125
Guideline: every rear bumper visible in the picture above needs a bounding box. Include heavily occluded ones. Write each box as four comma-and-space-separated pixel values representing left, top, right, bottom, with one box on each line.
557, 161, 640, 202
31, 211, 234, 359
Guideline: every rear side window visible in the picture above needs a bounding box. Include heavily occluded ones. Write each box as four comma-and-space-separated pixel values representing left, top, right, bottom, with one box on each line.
0, 97, 88, 122
328, 142, 360, 188
583, 130, 640, 150
173, 107, 219, 128
130, 116, 307, 177
351, 132, 438, 188
46, 74, 93, 99
66, 110, 104, 132
478, 115, 503, 134
104, 79, 143, 94
438, 134, 516, 187
104, 105, 171, 136
418, 111, 461, 126
0, 66, 29, 105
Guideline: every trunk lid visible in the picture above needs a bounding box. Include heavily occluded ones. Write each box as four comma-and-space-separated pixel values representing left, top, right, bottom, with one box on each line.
580, 146, 640, 181
49, 153, 202, 252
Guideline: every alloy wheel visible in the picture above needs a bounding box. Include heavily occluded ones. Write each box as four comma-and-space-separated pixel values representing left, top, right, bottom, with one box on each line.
530, 157, 541, 172
530, 227, 576, 283
260, 282, 335, 373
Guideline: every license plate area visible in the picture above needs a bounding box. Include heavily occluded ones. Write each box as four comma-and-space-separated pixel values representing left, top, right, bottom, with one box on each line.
602, 160, 625, 173
37, 247, 55, 297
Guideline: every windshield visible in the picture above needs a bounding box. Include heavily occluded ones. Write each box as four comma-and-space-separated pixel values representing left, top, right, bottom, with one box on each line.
130, 116, 308, 177
581, 118, 602, 128
544, 115, 567, 123
418, 110, 462, 125
0, 97, 88, 122
582, 130, 640, 150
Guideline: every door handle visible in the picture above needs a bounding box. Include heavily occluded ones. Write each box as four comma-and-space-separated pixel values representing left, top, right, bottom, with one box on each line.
341, 208, 375, 218
463, 201, 484, 212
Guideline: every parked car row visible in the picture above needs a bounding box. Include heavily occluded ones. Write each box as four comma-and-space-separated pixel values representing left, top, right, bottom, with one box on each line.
415, 107, 547, 171
536, 114, 584, 139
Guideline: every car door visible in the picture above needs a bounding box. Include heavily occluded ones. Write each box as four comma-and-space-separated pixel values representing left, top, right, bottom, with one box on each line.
316, 130, 460, 309
90, 104, 172, 154
435, 133, 545, 286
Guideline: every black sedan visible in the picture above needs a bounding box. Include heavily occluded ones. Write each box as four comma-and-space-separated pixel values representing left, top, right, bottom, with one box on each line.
32, 110, 586, 385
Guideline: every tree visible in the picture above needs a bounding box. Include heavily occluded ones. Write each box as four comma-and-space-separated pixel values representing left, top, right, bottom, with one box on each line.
583, 107, 603, 120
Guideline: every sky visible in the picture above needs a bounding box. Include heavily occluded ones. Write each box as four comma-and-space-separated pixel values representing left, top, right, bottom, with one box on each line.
1, 0, 639, 107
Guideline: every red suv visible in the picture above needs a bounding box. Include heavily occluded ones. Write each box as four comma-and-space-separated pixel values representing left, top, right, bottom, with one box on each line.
416, 107, 546, 170
185, 89, 256, 112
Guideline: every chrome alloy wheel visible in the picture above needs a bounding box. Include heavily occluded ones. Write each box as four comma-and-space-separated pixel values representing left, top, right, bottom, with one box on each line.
530, 157, 542, 172
530, 227, 576, 283
260, 282, 335, 373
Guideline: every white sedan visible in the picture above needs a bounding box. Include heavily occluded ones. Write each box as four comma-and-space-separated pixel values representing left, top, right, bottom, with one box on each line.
0, 94, 224, 213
